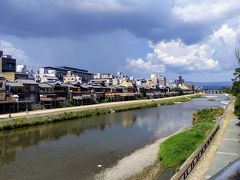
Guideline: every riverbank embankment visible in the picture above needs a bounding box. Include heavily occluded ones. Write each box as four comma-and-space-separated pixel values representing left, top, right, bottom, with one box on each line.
186, 97, 235, 180
0, 94, 201, 131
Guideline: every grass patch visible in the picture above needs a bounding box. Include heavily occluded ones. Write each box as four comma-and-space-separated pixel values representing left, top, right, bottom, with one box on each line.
0, 108, 111, 131
0, 94, 201, 131
158, 108, 224, 170
113, 95, 201, 112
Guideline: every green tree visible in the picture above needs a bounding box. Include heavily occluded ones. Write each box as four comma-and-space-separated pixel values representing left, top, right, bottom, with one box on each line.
234, 94, 240, 118
172, 87, 183, 95
231, 68, 240, 96
233, 81, 240, 118
233, 47, 240, 119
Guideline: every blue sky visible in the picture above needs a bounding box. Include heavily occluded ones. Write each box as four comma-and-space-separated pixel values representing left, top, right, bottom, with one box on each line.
0, 0, 239, 82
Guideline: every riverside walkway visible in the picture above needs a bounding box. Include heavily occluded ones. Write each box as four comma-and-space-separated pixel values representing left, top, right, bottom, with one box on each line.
205, 115, 240, 179
0, 94, 199, 121
186, 98, 240, 179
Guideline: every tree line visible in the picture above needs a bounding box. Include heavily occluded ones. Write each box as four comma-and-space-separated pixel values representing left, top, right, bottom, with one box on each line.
229, 47, 240, 119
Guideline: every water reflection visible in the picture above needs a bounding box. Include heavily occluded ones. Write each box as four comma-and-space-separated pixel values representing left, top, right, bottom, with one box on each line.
0, 95, 228, 180
0, 113, 138, 168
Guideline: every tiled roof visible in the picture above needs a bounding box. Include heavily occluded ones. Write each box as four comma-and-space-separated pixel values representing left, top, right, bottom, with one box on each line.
7, 82, 24, 87
38, 83, 53, 88
17, 79, 38, 85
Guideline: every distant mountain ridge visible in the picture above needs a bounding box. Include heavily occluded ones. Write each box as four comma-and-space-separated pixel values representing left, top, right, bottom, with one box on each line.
189, 81, 232, 90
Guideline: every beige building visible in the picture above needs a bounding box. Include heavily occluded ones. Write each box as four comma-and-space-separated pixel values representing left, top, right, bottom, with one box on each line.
0, 72, 29, 81
121, 80, 134, 88
180, 82, 194, 91
0, 72, 15, 81
63, 71, 82, 84
40, 76, 59, 83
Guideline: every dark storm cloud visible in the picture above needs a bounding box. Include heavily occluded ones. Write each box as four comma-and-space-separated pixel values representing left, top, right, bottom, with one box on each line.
0, 0, 221, 43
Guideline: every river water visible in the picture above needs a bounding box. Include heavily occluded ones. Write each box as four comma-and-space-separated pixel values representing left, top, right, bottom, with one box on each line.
0, 95, 228, 180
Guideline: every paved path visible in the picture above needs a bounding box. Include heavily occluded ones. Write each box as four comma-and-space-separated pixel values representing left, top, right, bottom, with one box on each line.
0, 94, 198, 121
205, 115, 240, 179
186, 98, 235, 180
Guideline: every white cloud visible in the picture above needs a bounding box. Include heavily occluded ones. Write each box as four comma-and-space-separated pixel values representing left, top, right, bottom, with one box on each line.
127, 58, 165, 73
0, 40, 30, 65
149, 40, 219, 71
127, 23, 240, 74
172, 0, 240, 23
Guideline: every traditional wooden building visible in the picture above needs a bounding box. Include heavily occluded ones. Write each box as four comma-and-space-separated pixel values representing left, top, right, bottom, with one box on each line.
6, 81, 24, 101
17, 79, 39, 102
48, 82, 68, 99
38, 83, 54, 95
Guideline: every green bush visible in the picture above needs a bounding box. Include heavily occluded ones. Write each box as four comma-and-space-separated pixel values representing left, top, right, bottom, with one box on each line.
62, 100, 73, 108
234, 95, 240, 119
102, 98, 109, 103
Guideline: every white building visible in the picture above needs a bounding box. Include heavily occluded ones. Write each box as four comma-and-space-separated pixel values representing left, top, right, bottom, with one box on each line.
93, 73, 114, 85
167, 81, 177, 89
94, 73, 114, 79
35, 67, 59, 83
112, 78, 120, 86
150, 73, 166, 87
135, 78, 146, 86
16, 65, 27, 73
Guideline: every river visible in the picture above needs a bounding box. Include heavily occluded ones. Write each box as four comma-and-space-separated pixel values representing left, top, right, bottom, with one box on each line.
0, 95, 228, 180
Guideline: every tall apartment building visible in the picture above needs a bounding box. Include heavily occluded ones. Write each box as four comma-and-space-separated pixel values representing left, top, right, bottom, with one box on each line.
174, 76, 185, 86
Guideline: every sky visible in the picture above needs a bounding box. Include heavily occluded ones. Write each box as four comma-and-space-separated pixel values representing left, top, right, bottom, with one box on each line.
0, 0, 239, 82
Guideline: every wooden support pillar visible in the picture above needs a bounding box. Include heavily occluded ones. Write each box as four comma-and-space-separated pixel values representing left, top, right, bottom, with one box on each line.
17, 103, 19, 112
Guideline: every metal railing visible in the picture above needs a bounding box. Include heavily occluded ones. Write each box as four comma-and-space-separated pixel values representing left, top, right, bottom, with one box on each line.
171, 113, 226, 180
173, 125, 220, 180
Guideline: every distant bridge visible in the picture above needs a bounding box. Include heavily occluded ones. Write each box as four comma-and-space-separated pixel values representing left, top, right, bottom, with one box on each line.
204, 90, 223, 94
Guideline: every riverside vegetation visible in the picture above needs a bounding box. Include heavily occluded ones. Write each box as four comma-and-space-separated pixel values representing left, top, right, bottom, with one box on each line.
0, 94, 201, 131
158, 108, 224, 171
231, 67, 240, 119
